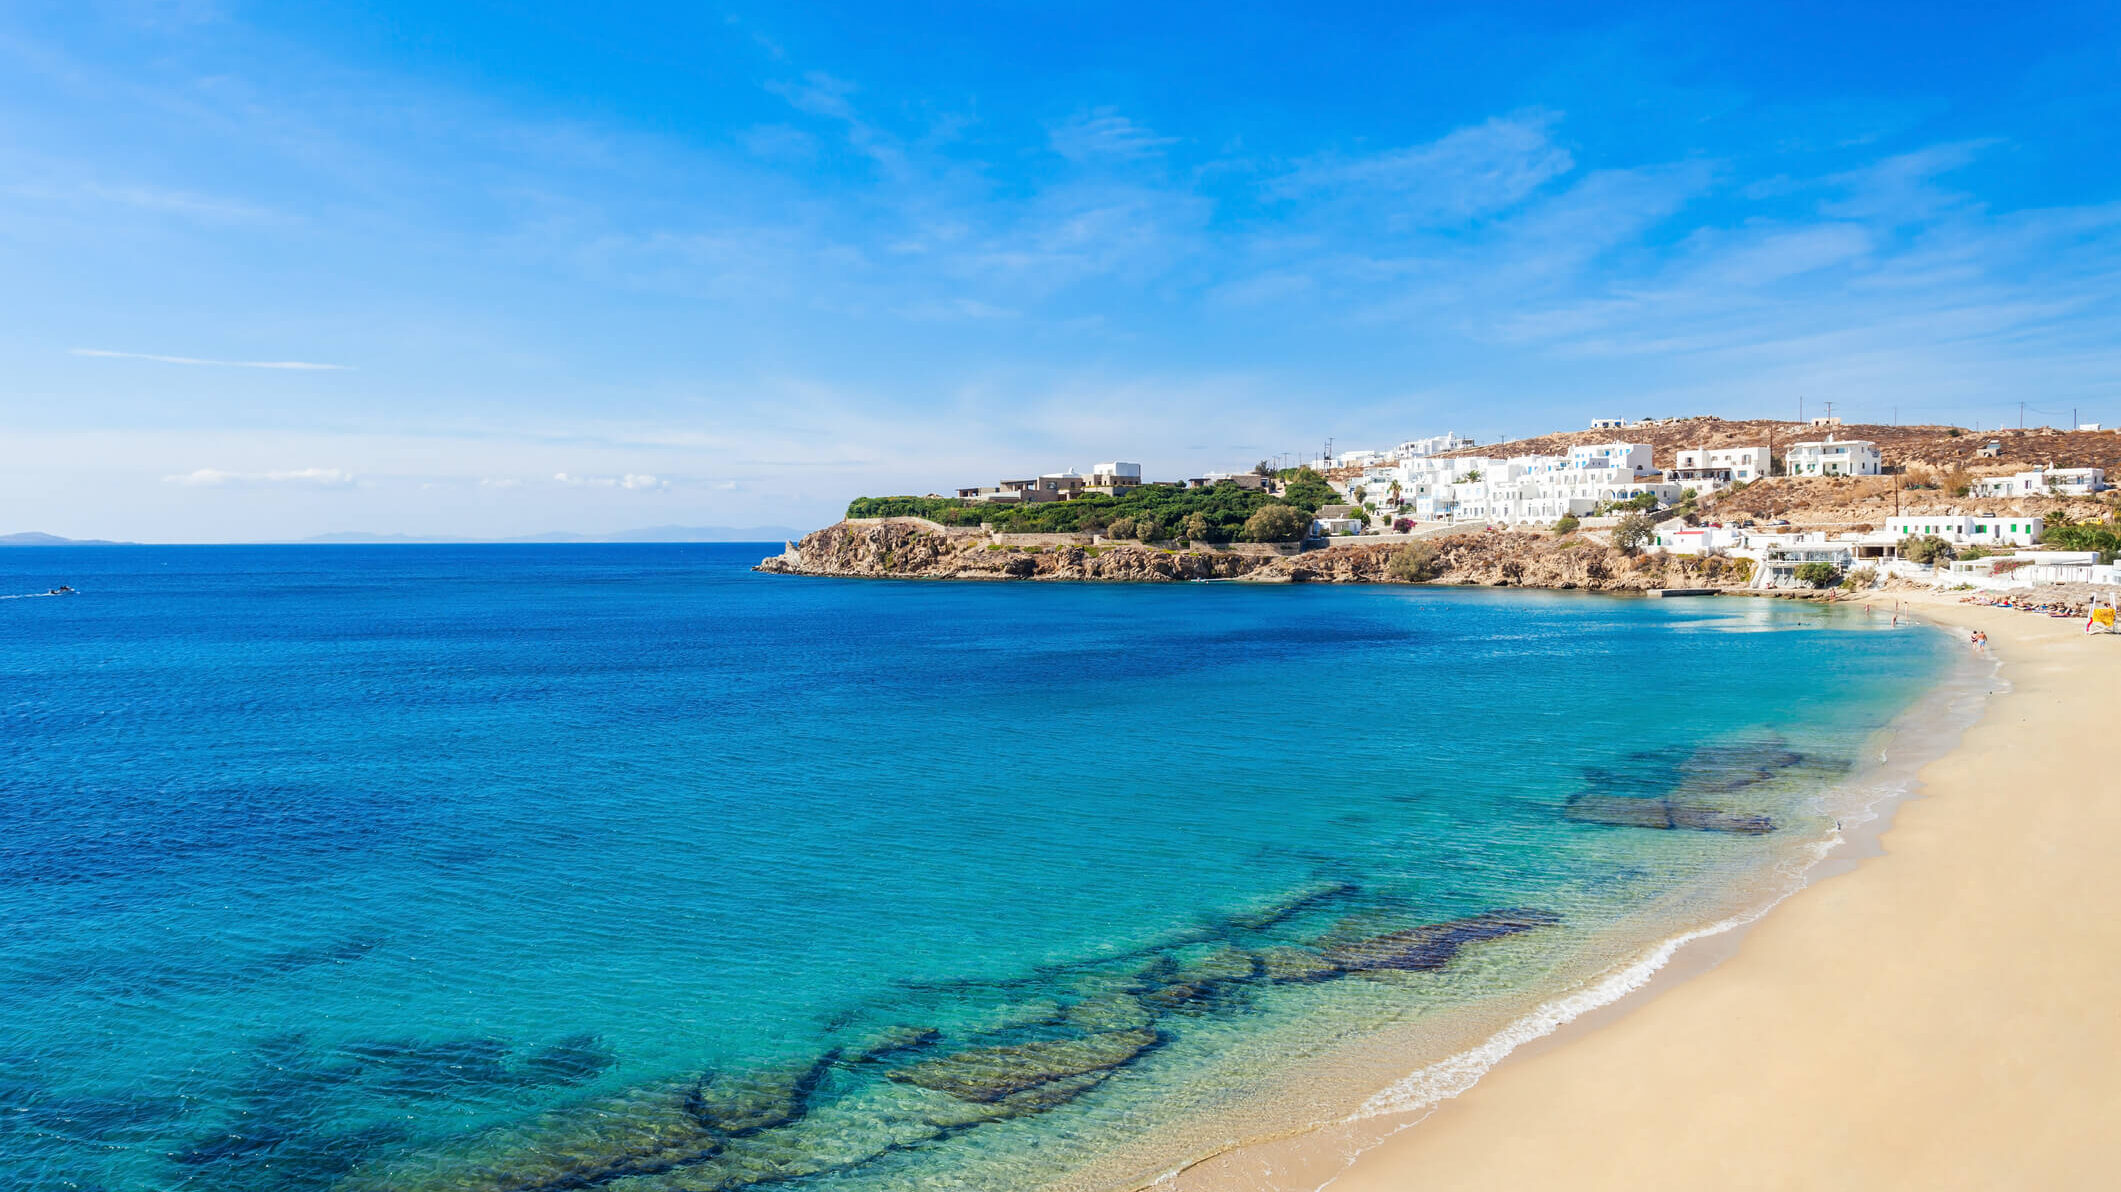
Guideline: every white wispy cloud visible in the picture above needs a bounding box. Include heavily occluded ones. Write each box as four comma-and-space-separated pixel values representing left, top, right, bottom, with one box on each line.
164, 467, 357, 487
1048, 109, 1177, 163
553, 472, 669, 490
1270, 112, 1576, 225
72, 348, 352, 371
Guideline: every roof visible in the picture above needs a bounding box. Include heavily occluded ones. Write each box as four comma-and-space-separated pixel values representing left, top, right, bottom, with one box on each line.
1316, 504, 1360, 518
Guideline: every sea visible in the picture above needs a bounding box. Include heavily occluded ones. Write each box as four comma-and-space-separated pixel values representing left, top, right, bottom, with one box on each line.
0, 544, 1971, 1192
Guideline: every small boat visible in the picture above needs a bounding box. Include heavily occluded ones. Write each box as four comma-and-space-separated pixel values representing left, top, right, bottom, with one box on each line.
46, 586, 75, 596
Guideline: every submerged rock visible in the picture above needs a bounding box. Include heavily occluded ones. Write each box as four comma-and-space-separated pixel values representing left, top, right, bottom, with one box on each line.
1254, 945, 1342, 983
838, 1025, 941, 1065
888, 1028, 1159, 1104
687, 1054, 836, 1137
335, 1078, 724, 1192
1062, 993, 1156, 1033
1565, 794, 1775, 834
1223, 880, 1361, 930
1320, 910, 1562, 974
514, 1032, 618, 1086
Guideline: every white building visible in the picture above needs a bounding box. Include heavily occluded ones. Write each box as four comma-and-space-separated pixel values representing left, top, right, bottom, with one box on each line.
1970, 467, 2107, 497
1393, 432, 1477, 458
1884, 515, 2044, 548
1667, 445, 1769, 495
1944, 552, 2114, 587
1374, 443, 1675, 526
1089, 461, 1143, 486
1786, 436, 1881, 476
1589, 418, 1626, 430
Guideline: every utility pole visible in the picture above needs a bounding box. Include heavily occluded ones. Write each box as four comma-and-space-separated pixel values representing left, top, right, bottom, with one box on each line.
1823, 400, 1835, 424
2019, 401, 2027, 430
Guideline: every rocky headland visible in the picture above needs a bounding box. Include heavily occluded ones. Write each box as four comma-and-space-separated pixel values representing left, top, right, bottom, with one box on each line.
754, 519, 1759, 592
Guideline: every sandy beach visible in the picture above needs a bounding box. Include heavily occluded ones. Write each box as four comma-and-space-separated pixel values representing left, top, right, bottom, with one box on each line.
1177, 591, 2121, 1191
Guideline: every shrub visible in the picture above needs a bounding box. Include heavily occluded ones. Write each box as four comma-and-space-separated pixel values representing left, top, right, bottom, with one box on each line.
1902, 535, 1956, 565
1611, 512, 1655, 553
1106, 516, 1137, 540
1553, 513, 1581, 535
1181, 512, 1214, 542
1793, 561, 1842, 588
1392, 517, 1415, 532
1841, 567, 1878, 591
2042, 521, 2121, 555
1136, 516, 1166, 542
1386, 543, 1440, 582
1239, 504, 1311, 542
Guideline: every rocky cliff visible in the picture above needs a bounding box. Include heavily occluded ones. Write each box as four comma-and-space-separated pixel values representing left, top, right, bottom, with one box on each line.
755, 521, 1758, 591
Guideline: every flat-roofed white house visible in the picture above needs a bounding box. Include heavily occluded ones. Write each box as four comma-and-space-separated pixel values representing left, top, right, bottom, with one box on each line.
1667, 445, 1769, 495
1089, 461, 1143, 487
1970, 467, 2107, 497
1312, 505, 1365, 536
1743, 534, 1858, 588
1393, 432, 1476, 458
1884, 515, 2044, 547
1786, 436, 1881, 476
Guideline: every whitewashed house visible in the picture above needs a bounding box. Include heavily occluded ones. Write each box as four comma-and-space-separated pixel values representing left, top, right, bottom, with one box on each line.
1970, 468, 2108, 497
1392, 432, 1477, 458
1786, 436, 1881, 476
1667, 445, 1769, 495
1884, 515, 2044, 548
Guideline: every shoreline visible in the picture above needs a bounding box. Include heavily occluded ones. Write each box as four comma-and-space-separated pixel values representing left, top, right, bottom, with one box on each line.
1129, 600, 1991, 1191
1172, 591, 2119, 1190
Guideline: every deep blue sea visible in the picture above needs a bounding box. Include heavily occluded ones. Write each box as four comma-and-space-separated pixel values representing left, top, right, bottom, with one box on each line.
0, 545, 1959, 1191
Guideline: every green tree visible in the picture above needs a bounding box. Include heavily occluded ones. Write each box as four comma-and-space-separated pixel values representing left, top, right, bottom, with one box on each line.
1611, 512, 1655, 553
1793, 561, 1842, 588
1901, 535, 1956, 565
1106, 516, 1137, 540
1278, 468, 1336, 512
1553, 513, 1581, 535
1180, 512, 1213, 541
1135, 516, 1166, 542
1239, 504, 1311, 542
1386, 542, 1440, 581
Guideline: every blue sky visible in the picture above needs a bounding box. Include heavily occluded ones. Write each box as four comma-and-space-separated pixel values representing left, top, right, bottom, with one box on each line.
4, 1, 2118, 540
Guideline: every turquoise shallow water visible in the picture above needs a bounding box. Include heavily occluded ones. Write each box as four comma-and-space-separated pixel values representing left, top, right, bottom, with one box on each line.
0, 545, 1955, 1191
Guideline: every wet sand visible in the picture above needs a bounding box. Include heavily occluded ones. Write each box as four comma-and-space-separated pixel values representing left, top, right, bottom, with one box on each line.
1181, 591, 2121, 1191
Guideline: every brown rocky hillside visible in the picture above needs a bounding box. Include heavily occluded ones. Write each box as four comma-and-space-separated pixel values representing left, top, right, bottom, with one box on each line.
1435, 418, 2121, 474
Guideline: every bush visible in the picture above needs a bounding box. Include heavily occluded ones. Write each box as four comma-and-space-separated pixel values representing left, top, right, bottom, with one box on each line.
1136, 516, 1166, 542
1386, 543, 1440, 582
1841, 567, 1878, 591
1553, 513, 1581, 535
1793, 561, 1842, 589
2042, 521, 2121, 555
1180, 512, 1215, 542
1611, 512, 1655, 553
1902, 535, 1956, 565
1392, 517, 1415, 532
1239, 504, 1311, 542
1106, 516, 1137, 540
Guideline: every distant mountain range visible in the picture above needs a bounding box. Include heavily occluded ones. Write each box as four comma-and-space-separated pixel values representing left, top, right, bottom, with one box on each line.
4, 526, 799, 546
301, 525, 801, 544
0, 531, 126, 546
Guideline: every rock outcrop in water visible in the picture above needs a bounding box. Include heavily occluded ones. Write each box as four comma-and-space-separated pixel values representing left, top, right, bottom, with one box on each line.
889, 1028, 1160, 1103
330, 898, 1564, 1192
755, 521, 1759, 591
1564, 794, 1777, 834
1318, 909, 1566, 972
